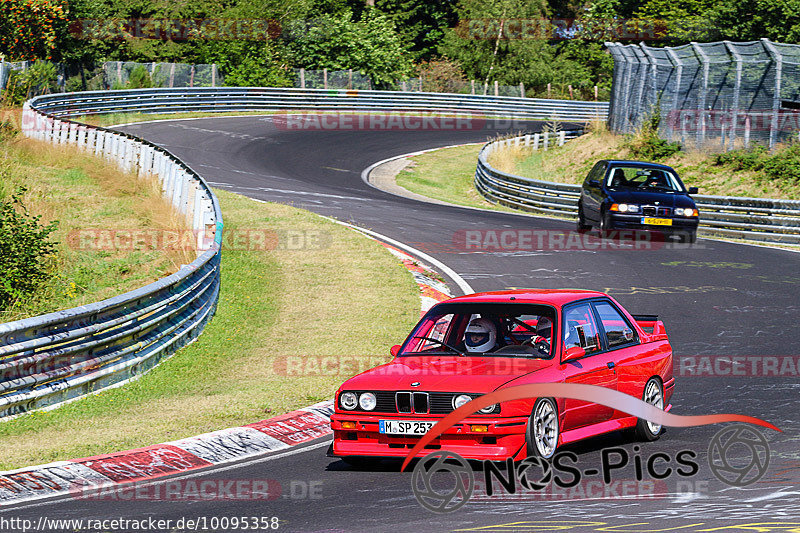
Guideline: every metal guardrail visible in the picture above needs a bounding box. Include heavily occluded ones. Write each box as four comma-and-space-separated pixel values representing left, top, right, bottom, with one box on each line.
475, 133, 800, 245
0, 97, 223, 419
28, 87, 609, 122
0, 87, 605, 419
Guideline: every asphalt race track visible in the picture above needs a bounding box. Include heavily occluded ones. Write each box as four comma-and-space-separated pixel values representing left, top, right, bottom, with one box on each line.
6, 115, 800, 531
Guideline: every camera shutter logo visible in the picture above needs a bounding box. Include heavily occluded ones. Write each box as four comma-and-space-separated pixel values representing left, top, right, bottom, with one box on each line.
708, 424, 770, 487
411, 450, 474, 512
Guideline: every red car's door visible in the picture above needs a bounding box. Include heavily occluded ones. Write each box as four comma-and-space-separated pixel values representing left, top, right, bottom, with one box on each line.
560, 302, 618, 431
591, 300, 645, 412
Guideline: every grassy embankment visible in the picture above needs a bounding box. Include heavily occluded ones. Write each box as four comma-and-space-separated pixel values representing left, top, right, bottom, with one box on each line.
0, 110, 418, 469
397, 123, 800, 205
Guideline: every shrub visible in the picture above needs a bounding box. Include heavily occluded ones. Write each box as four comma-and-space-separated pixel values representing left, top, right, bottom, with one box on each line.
128, 65, 153, 89
713, 145, 768, 171
0, 187, 59, 309
762, 143, 800, 184
0, 61, 58, 106
625, 109, 681, 161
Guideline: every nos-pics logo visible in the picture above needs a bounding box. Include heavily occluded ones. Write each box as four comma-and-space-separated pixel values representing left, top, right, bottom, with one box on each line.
411, 424, 771, 512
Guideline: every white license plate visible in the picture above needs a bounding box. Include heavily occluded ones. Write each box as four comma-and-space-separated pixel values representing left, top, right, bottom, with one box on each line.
379, 420, 436, 435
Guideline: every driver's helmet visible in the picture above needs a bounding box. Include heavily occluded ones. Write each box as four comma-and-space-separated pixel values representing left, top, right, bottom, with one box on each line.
535, 316, 552, 341
464, 318, 497, 353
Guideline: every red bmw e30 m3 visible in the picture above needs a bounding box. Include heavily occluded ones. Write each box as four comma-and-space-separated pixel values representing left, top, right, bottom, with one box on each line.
330, 289, 674, 464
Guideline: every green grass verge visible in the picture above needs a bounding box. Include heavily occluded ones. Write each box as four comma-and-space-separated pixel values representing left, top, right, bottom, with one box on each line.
395, 144, 523, 214
0, 189, 419, 469
508, 129, 800, 200
0, 127, 192, 322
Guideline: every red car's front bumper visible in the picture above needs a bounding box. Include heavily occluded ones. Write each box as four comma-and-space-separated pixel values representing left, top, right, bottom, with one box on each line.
330, 413, 529, 461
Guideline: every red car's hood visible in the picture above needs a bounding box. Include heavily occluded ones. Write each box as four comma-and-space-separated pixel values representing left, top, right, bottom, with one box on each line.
341, 356, 551, 393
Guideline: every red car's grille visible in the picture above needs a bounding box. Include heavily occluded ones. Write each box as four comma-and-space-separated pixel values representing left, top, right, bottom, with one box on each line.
341, 391, 499, 415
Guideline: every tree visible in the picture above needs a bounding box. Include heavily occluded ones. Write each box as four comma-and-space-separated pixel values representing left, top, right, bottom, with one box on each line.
286, 10, 412, 87
0, 0, 68, 61
375, 0, 458, 61
708, 0, 800, 43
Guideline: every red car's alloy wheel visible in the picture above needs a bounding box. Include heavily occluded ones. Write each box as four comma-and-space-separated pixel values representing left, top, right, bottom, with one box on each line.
636, 377, 665, 441
527, 398, 559, 459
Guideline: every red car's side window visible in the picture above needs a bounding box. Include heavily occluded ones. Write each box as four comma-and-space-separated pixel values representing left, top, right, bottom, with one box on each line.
594, 301, 636, 348
563, 304, 602, 354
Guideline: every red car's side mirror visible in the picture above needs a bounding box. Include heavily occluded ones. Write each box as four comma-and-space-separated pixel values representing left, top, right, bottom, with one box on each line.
390, 344, 401, 357
562, 346, 586, 363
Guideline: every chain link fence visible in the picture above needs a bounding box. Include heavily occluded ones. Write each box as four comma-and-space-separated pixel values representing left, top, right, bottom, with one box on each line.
606, 39, 800, 151
292, 68, 373, 90
0, 61, 32, 91
103, 61, 221, 88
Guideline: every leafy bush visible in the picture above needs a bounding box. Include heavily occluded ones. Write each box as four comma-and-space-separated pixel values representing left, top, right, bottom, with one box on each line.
414, 58, 466, 93
714, 145, 768, 171
763, 143, 800, 184
0, 120, 18, 142
626, 111, 681, 161
128, 65, 153, 89
0, 187, 59, 309
1, 62, 58, 106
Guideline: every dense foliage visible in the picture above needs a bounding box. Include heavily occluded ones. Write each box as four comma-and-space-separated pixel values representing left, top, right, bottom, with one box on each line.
2, 0, 800, 97
0, 187, 58, 309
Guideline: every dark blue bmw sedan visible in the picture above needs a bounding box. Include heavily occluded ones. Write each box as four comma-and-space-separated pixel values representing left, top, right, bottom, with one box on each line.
577, 160, 700, 243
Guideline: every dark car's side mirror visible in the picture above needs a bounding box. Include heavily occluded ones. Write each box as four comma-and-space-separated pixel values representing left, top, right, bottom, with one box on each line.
562, 346, 586, 363
688, 187, 699, 194
587, 179, 600, 188
390, 344, 401, 357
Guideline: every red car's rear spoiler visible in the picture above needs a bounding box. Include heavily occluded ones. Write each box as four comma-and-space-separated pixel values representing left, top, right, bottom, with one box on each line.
632, 314, 668, 341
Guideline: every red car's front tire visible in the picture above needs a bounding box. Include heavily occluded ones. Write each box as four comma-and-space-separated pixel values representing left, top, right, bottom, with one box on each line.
525, 397, 560, 459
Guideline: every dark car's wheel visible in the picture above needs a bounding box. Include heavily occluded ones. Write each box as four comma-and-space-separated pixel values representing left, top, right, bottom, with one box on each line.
526, 398, 559, 459
577, 204, 591, 233
635, 377, 664, 441
599, 210, 613, 238
683, 231, 697, 244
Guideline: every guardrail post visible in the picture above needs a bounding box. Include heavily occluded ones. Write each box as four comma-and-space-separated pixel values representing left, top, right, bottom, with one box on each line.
84, 127, 93, 150
193, 187, 204, 232
59, 121, 68, 144
93, 130, 103, 156
543, 131, 550, 150
558, 130, 566, 146
524, 134, 531, 146
172, 169, 185, 210
76, 125, 86, 149
533, 133, 540, 150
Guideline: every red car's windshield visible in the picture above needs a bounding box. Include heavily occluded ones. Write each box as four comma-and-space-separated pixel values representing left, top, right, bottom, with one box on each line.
400, 302, 557, 358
